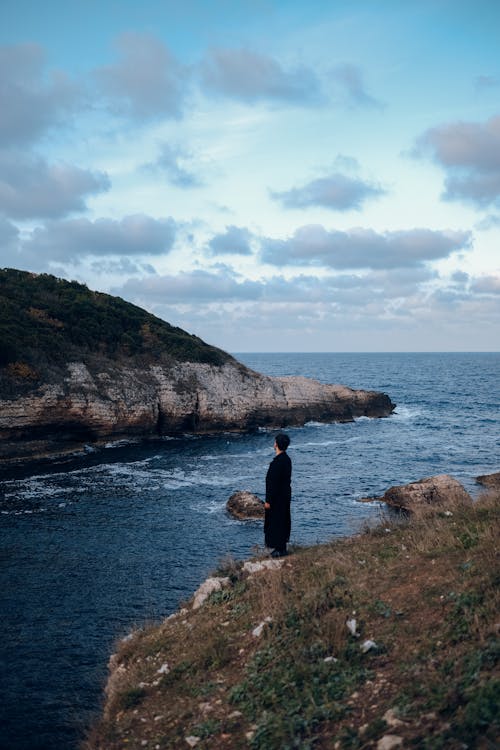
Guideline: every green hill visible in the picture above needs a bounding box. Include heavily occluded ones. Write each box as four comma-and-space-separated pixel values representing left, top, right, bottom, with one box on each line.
0, 268, 232, 379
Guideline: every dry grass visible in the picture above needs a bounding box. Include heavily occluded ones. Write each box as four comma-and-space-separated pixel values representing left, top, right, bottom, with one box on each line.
84, 491, 500, 750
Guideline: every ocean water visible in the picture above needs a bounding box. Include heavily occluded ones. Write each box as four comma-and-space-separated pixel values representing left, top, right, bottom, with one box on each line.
0, 352, 498, 749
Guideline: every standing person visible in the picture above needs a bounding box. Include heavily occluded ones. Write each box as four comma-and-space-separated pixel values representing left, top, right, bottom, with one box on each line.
264, 432, 292, 558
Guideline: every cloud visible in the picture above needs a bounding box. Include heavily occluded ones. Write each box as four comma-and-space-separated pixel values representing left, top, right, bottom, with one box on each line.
146, 143, 201, 188
94, 32, 188, 120
0, 151, 110, 219
108, 264, 500, 353
451, 270, 469, 284
415, 114, 500, 207
117, 268, 261, 303
16, 215, 177, 267
260, 225, 471, 270
89, 258, 157, 277
199, 47, 322, 104
470, 274, 500, 294
0, 216, 20, 251
208, 225, 253, 255
330, 64, 382, 109
0, 43, 81, 148
272, 172, 385, 211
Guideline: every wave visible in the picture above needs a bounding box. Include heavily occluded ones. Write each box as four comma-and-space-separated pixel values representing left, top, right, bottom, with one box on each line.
391, 405, 423, 421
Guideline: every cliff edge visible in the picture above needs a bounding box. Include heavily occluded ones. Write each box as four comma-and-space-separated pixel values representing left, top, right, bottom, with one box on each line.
0, 269, 395, 464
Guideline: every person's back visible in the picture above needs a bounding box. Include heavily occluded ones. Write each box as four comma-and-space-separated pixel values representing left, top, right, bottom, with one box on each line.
264, 433, 292, 557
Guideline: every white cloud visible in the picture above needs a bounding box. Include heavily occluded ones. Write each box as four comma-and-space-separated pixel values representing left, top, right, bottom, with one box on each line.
0, 216, 20, 252
272, 172, 385, 211
199, 47, 322, 104
94, 32, 189, 120
415, 114, 500, 207
2, 215, 178, 269
208, 225, 253, 255
260, 225, 471, 270
0, 42, 80, 147
0, 151, 110, 219
330, 64, 382, 109
470, 274, 500, 294
146, 143, 202, 188
117, 268, 261, 303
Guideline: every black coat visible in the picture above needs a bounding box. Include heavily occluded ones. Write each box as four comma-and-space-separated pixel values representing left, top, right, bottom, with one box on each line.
264, 451, 292, 550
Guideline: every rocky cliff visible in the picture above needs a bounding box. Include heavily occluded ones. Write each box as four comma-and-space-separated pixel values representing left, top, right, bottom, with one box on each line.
0, 269, 395, 464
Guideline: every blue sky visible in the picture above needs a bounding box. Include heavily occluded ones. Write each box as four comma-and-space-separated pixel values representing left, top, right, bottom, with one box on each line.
1, 0, 499, 351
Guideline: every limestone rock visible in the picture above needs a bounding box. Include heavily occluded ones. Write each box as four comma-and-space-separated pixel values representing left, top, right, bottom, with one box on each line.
377, 736, 403, 750
192, 576, 230, 609
242, 559, 284, 574
476, 471, 500, 490
227, 490, 264, 520
362, 474, 471, 513
0, 359, 395, 466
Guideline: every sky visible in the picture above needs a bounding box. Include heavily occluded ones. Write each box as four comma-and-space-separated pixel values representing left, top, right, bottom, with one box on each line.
0, 0, 499, 352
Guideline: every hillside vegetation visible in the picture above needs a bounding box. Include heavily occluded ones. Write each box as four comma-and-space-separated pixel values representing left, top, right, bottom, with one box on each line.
86, 491, 499, 750
0, 269, 232, 379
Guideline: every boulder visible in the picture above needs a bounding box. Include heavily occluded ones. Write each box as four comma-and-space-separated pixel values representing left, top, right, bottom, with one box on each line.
192, 576, 230, 609
361, 474, 472, 513
476, 471, 500, 490
227, 490, 264, 520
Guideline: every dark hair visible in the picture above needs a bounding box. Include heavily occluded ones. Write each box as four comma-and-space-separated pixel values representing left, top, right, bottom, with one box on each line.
275, 432, 290, 451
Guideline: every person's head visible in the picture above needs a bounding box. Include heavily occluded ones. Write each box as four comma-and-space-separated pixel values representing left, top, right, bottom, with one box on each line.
274, 432, 290, 452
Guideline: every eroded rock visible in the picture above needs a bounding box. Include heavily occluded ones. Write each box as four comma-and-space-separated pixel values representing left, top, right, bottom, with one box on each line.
227, 490, 264, 520
476, 471, 500, 490
0, 360, 395, 466
361, 474, 472, 513
192, 576, 230, 609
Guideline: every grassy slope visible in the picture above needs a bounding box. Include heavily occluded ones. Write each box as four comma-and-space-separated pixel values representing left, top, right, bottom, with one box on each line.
86, 492, 499, 750
0, 269, 232, 378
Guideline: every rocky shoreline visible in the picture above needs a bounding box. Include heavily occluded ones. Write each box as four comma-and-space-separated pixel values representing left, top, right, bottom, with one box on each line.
0, 360, 395, 467
86, 470, 499, 749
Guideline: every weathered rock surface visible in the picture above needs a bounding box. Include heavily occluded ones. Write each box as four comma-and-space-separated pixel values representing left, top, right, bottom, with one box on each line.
476, 471, 500, 490
227, 490, 265, 520
360, 474, 472, 513
0, 360, 395, 465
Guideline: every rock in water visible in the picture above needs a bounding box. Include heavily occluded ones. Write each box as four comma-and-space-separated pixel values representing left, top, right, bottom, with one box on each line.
476, 471, 500, 490
361, 474, 472, 513
227, 491, 264, 520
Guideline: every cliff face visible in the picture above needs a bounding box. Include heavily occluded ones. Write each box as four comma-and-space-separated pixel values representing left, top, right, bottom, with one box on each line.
0, 359, 394, 464
0, 269, 395, 464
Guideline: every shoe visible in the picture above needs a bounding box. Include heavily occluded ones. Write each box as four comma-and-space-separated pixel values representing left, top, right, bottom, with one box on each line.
271, 549, 281, 558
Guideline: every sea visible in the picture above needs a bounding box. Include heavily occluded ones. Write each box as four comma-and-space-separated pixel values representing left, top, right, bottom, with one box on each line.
0, 352, 498, 750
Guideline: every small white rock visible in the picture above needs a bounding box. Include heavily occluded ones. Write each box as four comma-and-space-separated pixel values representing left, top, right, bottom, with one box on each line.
361, 639, 377, 653
383, 708, 404, 727
157, 662, 170, 674
252, 616, 272, 637
346, 618, 358, 637
185, 736, 200, 747
243, 559, 284, 574
192, 577, 230, 609
323, 656, 338, 663
377, 735, 403, 750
